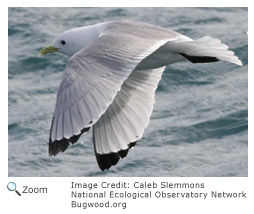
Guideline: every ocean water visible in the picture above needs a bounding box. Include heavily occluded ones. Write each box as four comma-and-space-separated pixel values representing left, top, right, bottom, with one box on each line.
8, 7, 248, 177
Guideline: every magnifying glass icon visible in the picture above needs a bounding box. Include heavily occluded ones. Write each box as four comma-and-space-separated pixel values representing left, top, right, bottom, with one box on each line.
7, 182, 21, 196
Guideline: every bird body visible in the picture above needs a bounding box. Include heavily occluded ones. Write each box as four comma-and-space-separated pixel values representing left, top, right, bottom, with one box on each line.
40, 20, 242, 171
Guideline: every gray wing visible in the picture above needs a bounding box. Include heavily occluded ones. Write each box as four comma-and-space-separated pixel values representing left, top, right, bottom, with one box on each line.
49, 28, 174, 156
102, 21, 181, 39
93, 67, 166, 170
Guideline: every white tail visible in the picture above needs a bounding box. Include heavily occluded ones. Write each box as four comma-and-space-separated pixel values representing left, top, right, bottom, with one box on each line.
170, 36, 242, 66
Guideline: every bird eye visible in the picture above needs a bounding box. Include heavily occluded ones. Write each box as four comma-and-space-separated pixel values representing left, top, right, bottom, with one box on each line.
61, 40, 66, 45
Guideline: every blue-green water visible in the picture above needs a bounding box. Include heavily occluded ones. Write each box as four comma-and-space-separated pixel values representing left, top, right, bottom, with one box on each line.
8, 7, 248, 177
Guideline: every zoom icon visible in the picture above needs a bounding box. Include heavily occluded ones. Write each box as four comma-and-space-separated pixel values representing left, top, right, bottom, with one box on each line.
7, 182, 21, 196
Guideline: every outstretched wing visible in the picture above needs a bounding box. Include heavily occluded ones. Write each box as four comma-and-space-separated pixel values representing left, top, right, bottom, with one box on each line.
93, 67, 166, 170
49, 30, 173, 156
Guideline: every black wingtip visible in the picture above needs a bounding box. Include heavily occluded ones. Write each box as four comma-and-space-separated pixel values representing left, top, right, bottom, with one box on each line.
180, 53, 219, 63
49, 127, 90, 156
94, 141, 138, 171
95, 153, 120, 171
48, 139, 70, 156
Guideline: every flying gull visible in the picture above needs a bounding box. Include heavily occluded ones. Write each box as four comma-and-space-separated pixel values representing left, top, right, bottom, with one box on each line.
39, 20, 242, 171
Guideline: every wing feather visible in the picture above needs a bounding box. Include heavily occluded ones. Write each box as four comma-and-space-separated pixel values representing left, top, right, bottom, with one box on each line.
93, 67, 165, 170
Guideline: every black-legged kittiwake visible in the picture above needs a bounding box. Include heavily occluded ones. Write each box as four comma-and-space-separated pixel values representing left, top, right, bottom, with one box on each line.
39, 20, 242, 171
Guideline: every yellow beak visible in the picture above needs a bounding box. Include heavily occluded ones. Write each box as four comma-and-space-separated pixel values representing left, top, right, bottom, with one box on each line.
39, 45, 58, 55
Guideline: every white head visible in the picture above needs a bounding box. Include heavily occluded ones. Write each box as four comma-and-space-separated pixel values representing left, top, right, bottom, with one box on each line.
39, 23, 105, 57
